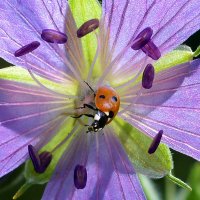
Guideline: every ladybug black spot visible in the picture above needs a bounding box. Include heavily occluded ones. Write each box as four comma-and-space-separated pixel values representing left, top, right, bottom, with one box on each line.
112, 96, 117, 102
99, 95, 105, 99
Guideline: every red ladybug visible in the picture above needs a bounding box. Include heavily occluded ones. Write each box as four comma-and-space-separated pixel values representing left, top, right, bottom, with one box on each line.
73, 84, 120, 132
95, 86, 120, 124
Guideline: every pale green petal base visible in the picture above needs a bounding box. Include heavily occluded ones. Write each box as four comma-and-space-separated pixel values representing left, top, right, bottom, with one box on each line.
112, 117, 173, 178
13, 118, 76, 199
0, 66, 77, 95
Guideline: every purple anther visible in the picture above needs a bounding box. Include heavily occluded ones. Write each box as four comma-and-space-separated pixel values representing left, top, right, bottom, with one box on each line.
148, 130, 163, 154
28, 144, 41, 173
77, 19, 99, 38
28, 145, 52, 173
41, 29, 68, 44
131, 27, 153, 50
142, 40, 161, 60
74, 165, 87, 189
14, 41, 40, 57
142, 64, 155, 89
39, 151, 52, 173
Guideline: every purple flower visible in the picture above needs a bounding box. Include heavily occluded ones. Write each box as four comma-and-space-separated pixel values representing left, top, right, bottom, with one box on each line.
0, 0, 200, 199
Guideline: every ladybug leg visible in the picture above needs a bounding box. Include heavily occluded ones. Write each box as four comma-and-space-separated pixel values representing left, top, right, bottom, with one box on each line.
76, 103, 97, 111
71, 113, 94, 119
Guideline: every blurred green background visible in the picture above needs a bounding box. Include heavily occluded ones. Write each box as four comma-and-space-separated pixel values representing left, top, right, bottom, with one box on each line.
0, 1, 200, 199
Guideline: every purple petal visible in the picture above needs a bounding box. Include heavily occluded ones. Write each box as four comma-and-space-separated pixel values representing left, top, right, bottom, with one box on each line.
101, 0, 200, 80
0, 79, 69, 177
0, 1, 83, 81
120, 59, 200, 161
42, 128, 146, 200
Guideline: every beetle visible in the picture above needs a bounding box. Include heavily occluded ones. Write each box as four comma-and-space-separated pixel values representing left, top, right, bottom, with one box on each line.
73, 83, 120, 133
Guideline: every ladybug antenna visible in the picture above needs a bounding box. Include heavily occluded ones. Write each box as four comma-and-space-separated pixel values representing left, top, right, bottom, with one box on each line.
84, 81, 96, 95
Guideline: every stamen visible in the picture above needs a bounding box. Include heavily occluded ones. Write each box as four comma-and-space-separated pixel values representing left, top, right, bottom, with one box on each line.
142, 64, 155, 89
74, 164, 87, 189
28, 145, 52, 173
148, 130, 163, 154
142, 40, 161, 60
39, 151, 53, 173
28, 145, 41, 173
77, 19, 99, 38
131, 27, 153, 50
14, 41, 40, 57
41, 29, 68, 44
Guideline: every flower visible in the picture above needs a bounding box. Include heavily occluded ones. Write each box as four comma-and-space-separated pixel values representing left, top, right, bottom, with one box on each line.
0, 0, 200, 199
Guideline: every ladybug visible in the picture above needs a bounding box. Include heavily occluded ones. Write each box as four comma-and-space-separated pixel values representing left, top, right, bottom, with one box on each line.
73, 84, 120, 133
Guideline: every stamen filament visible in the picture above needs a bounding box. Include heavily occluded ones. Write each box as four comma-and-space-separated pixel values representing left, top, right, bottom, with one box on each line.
52, 43, 84, 85
115, 58, 147, 90
28, 68, 76, 99
87, 32, 100, 82
97, 39, 144, 86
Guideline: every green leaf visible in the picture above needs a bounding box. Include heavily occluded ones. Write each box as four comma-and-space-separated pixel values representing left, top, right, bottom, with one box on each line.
0, 66, 77, 95
112, 117, 173, 178
69, 0, 101, 75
